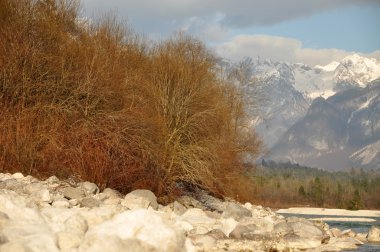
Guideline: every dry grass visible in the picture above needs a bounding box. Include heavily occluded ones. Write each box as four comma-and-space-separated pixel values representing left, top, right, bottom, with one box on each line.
0, 0, 261, 201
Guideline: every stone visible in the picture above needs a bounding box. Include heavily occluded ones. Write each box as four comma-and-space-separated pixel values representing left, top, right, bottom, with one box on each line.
242, 232, 272, 241
321, 237, 362, 250
80, 197, 100, 208
62, 187, 85, 200
172, 201, 187, 216
206, 229, 228, 240
79, 235, 131, 252
79, 206, 119, 227
12, 173, 24, 179
93, 193, 109, 202
69, 199, 79, 206
289, 220, 324, 240
219, 217, 238, 237
188, 226, 209, 235
58, 232, 82, 250
222, 202, 252, 221
0, 232, 8, 245
329, 228, 342, 237
0, 181, 5, 189
273, 221, 293, 236
79, 236, 156, 252
122, 189, 158, 210
367, 225, 380, 242
176, 196, 204, 209
355, 232, 367, 242
45, 176, 59, 183
0, 242, 30, 252
180, 208, 216, 227
341, 229, 356, 238
79, 182, 99, 196
84, 209, 185, 252
0, 190, 42, 221
52, 199, 70, 208
64, 214, 88, 236
103, 198, 121, 205
24, 183, 45, 195
189, 234, 216, 250
284, 234, 322, 249
35, 189, 52, 203
102, 188, 122, 199
229, 224, 250, 239
0, 212, 10, 228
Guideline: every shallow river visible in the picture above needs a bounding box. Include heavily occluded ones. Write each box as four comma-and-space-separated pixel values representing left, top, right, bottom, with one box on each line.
279, 213, 380, 252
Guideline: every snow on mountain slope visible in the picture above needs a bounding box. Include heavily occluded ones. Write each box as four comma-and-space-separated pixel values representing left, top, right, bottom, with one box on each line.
293, 54, 380, 99
350, 140, 380, 169
267, 80, 380, 170
220, 54, 380, 152
334, 54, 380, 88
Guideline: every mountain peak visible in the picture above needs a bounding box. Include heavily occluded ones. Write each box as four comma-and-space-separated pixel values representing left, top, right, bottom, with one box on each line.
334, 54, 380, 87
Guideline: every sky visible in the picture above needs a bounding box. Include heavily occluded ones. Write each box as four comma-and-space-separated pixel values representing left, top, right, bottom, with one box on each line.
81, 0, 380, 66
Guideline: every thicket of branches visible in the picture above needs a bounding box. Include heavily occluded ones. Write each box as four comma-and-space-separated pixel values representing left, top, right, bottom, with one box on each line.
0, 0, 261, 202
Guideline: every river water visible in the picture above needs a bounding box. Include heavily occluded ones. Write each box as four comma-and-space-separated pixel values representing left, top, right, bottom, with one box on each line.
279, 213, 380, 252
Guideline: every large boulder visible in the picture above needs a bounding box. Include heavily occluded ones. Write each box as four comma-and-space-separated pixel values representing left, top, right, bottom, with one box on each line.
222, 202, 252, 221
367, 226, 380, 242
62, 187, 85, 200
122, 190, 158, 210
84, 209, 185, 252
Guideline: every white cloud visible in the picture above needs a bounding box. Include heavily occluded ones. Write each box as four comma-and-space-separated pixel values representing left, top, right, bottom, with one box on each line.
216, 34, 380, 66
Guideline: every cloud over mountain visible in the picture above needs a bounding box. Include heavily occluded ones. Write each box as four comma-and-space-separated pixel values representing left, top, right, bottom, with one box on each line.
216, 35, 380, 66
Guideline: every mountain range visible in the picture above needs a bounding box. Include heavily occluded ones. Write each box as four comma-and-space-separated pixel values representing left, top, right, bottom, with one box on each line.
225, 54, 380, 170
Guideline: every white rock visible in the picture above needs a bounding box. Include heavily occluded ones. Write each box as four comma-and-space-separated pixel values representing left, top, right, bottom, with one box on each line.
4, 225, 59, 252
12, 173, 24, 179
122, 190, 158, 210
103, 198, 121, 205
102, 188, 121, 199
58, 231, 82, 250
222, 202, 252, 221
64, 214, 88, 236
79, 182, 99, 196
0, 190, 42, 221
180, 208, 216, 227
63, 187, 85, 200
52, 200, 70, 208
367, 225, 380, 242
219, 218, 238, 237
80, 197, 100, 208
84, 209, 185, 252
79, 206, 119, 227
189, 234, 216, 250
45, 176, 59, 183
79, 236, 155, 252
0, 242, 29, 252
69, 199, 79, 207
36, 189, 52, 203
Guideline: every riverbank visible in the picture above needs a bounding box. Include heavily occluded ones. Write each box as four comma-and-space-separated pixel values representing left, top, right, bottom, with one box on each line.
0, 172, 375, 251
277, 207, 380, 218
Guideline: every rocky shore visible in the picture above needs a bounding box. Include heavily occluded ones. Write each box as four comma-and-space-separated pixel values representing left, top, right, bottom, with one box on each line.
0, 172, 379, 252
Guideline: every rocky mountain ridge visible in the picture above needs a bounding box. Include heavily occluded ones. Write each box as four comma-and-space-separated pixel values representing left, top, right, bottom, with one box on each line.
268, 79, 380, 170
1, 172, 378, 251
224, 54, 380, 169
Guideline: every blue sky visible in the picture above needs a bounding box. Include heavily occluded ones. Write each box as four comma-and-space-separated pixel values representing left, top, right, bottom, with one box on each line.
81, 0, 380, 66
231, 5, 379, 53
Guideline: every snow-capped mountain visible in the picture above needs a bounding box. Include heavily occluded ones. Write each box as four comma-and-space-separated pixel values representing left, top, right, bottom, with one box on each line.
267, 79, 380, 170
294, 54, 380, 99
222, 54, 380, 152
222, 57, 310, 148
